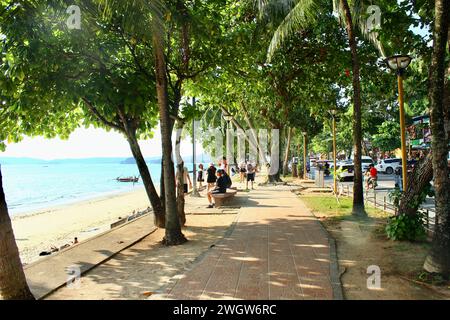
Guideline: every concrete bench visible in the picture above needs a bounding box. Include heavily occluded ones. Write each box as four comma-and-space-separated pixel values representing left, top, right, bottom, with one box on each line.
212, 189, 238, 208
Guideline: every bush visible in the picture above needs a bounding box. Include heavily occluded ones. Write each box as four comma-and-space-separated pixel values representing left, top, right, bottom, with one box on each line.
385, 213, 427, 241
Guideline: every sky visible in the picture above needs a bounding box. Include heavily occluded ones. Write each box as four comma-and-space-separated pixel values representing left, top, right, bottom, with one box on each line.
1, 125, 204, 160
0, 5, 432, 161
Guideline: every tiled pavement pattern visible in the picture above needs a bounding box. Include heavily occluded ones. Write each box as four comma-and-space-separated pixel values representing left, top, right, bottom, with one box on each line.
154, 186, 341, 300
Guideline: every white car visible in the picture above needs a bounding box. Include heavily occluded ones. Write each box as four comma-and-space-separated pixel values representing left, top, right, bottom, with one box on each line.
376, 158, 402, 175
336, 163, 355, 181
347, 156, 374, 172
361, 156, 374, 171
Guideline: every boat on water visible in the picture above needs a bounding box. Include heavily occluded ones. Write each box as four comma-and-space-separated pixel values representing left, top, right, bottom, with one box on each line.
116, 176, 139, 183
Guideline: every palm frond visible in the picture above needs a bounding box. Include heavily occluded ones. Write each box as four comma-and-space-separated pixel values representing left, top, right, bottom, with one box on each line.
334, 0, 386, 57
267, 0, 318, 62
97, 0, 166, 38
257, 0, 297, 20
355, 0, 386, 57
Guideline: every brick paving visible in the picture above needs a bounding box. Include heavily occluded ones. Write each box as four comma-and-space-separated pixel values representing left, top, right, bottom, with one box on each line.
155, 185, 341, 300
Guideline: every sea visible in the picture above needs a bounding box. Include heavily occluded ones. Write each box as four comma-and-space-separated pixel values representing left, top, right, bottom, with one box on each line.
0, 159, 201, 217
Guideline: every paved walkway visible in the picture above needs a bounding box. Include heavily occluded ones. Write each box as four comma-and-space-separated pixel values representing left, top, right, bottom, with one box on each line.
153, 185, 342, 300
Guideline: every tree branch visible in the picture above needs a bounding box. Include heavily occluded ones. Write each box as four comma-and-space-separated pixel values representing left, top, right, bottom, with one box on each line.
82, 98, 124, 132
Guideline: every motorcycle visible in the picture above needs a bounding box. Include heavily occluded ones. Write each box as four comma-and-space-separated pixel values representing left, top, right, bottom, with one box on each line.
367, 177, 378, 189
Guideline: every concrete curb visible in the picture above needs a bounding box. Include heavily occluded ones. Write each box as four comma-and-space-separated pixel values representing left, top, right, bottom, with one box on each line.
40, 228, 158, 300
327, 236, 345, 300
24, 214, 157, 300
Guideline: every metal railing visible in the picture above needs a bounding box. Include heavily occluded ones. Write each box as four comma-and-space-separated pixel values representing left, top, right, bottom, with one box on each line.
335, 183, 436, 235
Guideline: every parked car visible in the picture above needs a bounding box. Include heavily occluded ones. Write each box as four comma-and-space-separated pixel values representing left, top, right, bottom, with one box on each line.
376, 158, 401, 175
361, 156, 374, 172
336, 163, 355, 181
337, 156, 373, 172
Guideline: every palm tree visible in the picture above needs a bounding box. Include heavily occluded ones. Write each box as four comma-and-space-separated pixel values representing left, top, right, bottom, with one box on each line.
99, 0, 187, 244
152, 14, 188, 245
423, 0, 450, 276
0, 167, 35, 300
258, 0, 385, 216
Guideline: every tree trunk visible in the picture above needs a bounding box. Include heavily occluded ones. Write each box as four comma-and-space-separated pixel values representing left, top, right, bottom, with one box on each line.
153, 26, 187, 246
160, 157, 165, 217
424, 0, 450, 276
125, 126, 165, 228
283, 127, 293, 176
268, 128, 283, 183
175, 121, 186, 227
341, 0, 366, 216
398, 154, 434, 216
0, 167, 35, 300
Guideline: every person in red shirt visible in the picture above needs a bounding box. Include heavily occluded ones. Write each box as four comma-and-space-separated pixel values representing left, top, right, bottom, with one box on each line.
366, 164, 378, 189
370, 165, 378, 178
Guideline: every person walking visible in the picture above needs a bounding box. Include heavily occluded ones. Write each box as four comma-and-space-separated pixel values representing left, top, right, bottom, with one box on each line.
394, 166, 403, 191
220, 157, 228, 173
197, 164, 205, 190
246, 161, 256, 190
239, 162, 247, 183
206, 163, 217, 192
183, 166, 192, 194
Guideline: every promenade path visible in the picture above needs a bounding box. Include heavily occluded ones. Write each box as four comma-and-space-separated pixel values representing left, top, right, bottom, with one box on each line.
153, 185, 342, 300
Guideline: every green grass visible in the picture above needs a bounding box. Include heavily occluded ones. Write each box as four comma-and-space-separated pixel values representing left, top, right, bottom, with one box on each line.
301, 195, 388, 219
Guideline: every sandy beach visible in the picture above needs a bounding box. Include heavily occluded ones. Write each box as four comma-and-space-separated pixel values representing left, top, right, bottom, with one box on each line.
11, 188, 151, 265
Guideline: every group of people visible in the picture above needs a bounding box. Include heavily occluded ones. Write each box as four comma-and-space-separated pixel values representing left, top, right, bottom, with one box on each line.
177, 157, 259, 208
194, 158, 258, 208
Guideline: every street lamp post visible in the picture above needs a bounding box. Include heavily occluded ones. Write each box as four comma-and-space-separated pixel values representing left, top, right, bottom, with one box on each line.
330, 109, 338, 194
385, 55, 412, 191
302, 131, 307, 180
223, 112, 233, 176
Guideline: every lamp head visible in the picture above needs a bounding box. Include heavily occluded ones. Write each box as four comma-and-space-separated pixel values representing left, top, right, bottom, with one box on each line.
223, 113, 233, 122
385, 55, 412, 73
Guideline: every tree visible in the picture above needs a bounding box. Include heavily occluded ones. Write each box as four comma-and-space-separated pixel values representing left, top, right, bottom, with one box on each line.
423, 0, 450, 276
372, 121, 401, 152
152, 16, 187, 245
0, 167, 34, 300
0, 1, 166, 227
257, 0, 391, 216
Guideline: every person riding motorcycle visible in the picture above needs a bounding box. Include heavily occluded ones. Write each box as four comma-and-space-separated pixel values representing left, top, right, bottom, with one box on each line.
366, 164, 378, 189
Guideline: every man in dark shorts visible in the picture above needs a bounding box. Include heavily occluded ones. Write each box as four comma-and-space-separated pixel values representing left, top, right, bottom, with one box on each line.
246, 162, 256, 190
206, 163, 217, 192
207, 169, 227, 208
197, 164, 204, 189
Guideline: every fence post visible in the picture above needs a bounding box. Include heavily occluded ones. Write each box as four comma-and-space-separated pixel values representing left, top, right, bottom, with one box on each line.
374, 191, 377, 208
384, 196, 386, 212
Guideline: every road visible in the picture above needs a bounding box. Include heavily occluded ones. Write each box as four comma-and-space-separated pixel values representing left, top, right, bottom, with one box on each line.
308, 169, 436, 218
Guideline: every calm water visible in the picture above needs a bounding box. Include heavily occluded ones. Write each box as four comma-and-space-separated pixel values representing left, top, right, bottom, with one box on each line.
0, 162, 164, 216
